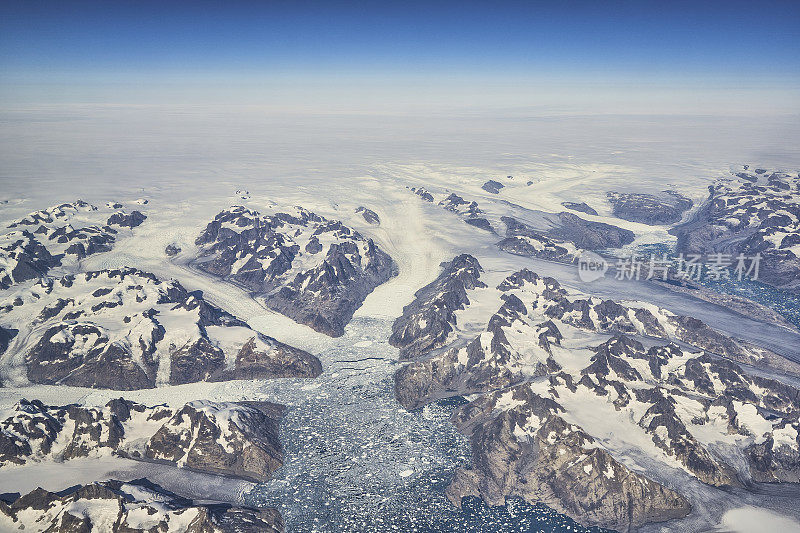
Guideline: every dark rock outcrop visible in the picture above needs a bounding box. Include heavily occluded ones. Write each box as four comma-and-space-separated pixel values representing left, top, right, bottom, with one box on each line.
561, 202, 599, 216
550, 212, 635, 250
0, 232, 60, 289
410, 187, 434, 202
747, 420, 800, 482
635, 388, 738, 487
165, 243, 181, 256
496, 234, 578, 263
210, 337, 322, 381
0, 326, 14, 355
396, 291, 561, 409
435, 194, 495, 232
265, 239, 396, 336
499, 214, 632, 258
607, 190, 693, 225
497, 217, 579, 263
439, 194, 482, 217
464, 217, 495, 233
481, 180, 505, 194
106, 210, 147, 228
355, 206, 380, 225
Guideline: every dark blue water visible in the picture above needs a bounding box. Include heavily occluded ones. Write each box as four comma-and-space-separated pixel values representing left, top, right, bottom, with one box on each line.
425, 497, 615, 533
634, 243, 800, 329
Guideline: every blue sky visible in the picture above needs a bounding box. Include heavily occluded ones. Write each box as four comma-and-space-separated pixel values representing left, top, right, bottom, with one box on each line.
1, 1, 798, 112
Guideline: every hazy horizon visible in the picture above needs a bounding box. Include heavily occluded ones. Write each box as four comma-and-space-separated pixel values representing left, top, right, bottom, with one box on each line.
2, 1, 798, 114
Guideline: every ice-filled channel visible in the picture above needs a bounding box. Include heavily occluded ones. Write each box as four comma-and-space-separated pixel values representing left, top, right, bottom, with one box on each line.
244, 317, 608, 532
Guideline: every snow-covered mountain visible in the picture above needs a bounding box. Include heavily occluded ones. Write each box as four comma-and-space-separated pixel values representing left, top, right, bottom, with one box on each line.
673, 166, 800, 291
0, 398, 285, 482
396, 260, 799, 408
0, 267, 320, 389
390, 254, 487, 359
446, 384, 692, 532
0, 478, 282, 532
393, 256, 800, 530
194, 205, 397, 336
0, 200, 147, 289
1, 153, 799, 532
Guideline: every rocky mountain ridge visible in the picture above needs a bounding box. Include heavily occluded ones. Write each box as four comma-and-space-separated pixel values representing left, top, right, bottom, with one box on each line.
392, 255, 800, 531
389, 254, 486, 359
194, 205, 397, 336
0, 398, 286, 482
0, 478, 283, 532
0, 267, 321, 389
672, 166, 800, 291
0, 200, 148, 289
